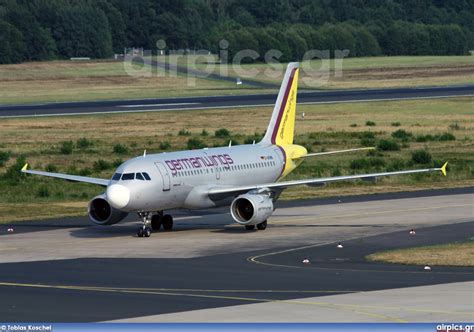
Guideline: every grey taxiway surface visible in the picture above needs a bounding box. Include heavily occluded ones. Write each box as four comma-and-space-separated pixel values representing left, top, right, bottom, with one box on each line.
0, 188, 472, 322
0, 85, 473, 118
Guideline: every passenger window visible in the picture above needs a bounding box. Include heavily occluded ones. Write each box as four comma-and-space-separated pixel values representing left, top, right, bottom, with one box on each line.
136, 173, 145, 180
112, 173, 121, 181
142, 172, 151, 180
121, 173, 134, 180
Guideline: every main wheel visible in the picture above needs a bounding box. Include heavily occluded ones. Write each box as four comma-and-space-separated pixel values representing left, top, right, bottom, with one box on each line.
162, 214, 173, 231
137, 227, 144, 237
245, 225, 255, 231
151, 215, 162, 231
257, 220, 267, 230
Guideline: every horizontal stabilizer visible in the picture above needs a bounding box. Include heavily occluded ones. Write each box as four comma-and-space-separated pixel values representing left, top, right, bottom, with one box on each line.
294, 147, 375, 159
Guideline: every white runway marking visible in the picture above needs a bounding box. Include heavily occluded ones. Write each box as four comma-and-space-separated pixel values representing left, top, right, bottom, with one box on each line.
118, 102, 199, 108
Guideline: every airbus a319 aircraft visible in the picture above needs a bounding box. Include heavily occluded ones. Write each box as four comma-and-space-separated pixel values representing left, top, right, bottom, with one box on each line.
22, 62, 447, 237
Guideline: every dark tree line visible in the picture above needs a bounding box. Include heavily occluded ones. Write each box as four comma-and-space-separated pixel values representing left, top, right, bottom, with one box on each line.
0, 0, 472, 64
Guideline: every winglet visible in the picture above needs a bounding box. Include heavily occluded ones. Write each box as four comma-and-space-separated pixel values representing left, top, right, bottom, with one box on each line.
21, 163, 28, 172
440, 161, 448, 177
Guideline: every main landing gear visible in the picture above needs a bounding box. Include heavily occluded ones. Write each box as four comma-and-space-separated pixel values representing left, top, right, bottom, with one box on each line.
151, 212, 174, 231
245, 220, 267, 231
137, 211, 174, 237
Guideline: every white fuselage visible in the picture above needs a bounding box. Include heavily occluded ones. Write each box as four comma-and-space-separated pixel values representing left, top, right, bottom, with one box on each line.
107, 144, 285, 212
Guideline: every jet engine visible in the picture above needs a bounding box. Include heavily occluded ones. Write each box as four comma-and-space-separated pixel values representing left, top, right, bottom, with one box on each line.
88, 195, 128, 225
230, 194, 273, 225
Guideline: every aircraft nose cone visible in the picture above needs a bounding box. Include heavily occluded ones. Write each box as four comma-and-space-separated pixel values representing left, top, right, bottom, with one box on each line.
106, 184, 130, 209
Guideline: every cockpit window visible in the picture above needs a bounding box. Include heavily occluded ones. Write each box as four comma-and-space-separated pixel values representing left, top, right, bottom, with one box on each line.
112, 173, 121, 181
121, 173, 135, 180
135, 173, 145, 180
142, 172, 151, 181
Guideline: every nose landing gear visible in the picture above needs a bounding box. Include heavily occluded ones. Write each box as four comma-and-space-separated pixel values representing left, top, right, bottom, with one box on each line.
137, 212, 152, 238
137, 225, 151, 237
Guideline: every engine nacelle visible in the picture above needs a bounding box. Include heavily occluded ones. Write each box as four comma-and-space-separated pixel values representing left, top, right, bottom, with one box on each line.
88, 195, 128, 225
230, 194, 273, 225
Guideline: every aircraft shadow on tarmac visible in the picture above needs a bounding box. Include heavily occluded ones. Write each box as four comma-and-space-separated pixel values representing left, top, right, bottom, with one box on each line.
68, 221, 234, 238
210, 223, 385, 235
65, 218, 388, 238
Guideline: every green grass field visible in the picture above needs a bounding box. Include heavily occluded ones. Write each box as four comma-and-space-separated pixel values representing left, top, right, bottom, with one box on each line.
160, 54, 474, 69
191, 55, 474, 89
0, 97, 472, 223
0, 59, 265, 105
366, 241, 474, 267
0, 55, 472, 105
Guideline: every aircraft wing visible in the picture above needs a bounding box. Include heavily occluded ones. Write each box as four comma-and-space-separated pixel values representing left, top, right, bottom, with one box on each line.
21, 164, 109, 186
208, 163, 447, 200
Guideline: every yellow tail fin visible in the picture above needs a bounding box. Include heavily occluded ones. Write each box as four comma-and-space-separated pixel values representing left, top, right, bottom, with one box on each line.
261, 62, 299, 146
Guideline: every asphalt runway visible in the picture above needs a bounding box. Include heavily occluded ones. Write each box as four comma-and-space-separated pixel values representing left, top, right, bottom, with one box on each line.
0, 85, 472, 118
0, 189, 472, 322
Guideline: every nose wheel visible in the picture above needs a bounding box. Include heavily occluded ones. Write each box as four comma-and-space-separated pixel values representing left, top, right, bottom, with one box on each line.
137, 226, 151, 237
137, 212, 152, 238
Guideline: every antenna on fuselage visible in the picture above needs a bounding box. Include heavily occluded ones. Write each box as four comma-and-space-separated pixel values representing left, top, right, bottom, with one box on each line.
143, 149, 147, 157
253, 140, 255, 145
228, 140, 232, 147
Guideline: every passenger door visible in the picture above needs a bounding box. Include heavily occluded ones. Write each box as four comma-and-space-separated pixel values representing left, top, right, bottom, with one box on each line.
154, 162, 171, 191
